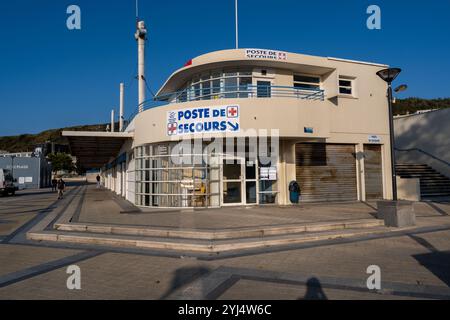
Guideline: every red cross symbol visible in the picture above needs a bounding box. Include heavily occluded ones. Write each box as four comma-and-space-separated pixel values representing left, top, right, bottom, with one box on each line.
167, 122, 177, 135
227, 106, 238, 118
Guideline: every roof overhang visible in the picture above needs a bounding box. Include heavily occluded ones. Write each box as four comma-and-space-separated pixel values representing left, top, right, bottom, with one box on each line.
62, 131, 133, 169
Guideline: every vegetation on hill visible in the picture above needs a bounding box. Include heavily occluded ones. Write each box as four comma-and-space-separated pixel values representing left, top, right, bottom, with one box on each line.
394, 98, 450, 115
0, 124, 108, 153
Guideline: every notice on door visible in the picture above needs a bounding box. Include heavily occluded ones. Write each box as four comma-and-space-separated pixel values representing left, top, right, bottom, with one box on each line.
260, 167, 277, 181
167, 105, 240, 137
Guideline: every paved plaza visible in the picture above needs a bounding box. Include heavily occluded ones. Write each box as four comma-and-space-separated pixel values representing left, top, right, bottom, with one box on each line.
1, 182, 450, 299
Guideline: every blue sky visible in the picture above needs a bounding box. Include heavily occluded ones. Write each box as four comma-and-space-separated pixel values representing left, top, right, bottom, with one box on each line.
0, 0, 449, 136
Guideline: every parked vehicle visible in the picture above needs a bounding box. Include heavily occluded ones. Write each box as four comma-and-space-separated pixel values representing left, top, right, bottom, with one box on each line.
0, 168, 17, 196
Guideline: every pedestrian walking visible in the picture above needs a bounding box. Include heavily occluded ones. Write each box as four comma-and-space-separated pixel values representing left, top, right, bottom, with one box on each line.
57, 178, 66, 199
51, 177, 57, 192
96, 174, 101, 188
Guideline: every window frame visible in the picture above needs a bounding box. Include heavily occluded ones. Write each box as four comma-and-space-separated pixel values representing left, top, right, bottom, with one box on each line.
293, 73, 321, 91
338, 76, 357, 97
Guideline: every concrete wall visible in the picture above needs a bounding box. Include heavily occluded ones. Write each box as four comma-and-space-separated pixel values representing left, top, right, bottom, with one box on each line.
395, 108, 450, 177
397, 177, 421, 201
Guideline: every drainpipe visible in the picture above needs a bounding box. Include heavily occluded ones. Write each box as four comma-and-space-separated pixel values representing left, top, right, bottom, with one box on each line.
135, 21, 147, 113
119, 83, 124, 131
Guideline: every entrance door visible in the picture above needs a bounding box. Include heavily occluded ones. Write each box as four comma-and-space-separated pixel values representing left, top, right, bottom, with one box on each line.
364, 144, 383, 199
221, 157, 258, 205
222, 158, 243, 205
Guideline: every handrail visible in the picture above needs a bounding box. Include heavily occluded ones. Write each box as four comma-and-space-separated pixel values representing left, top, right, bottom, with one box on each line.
155, 84, 324, 103
395, 147, 450, 167
124, 84, 325, 129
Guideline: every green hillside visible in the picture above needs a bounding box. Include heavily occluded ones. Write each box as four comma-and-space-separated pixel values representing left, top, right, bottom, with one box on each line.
0, 124, 108, 153
394, 98, 450, 115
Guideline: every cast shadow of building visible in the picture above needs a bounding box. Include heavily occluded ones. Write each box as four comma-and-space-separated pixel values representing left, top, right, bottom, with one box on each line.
159, 266, 210, 300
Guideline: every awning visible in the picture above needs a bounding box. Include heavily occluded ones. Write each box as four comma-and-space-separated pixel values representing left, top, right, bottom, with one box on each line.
62, 131, 133, 169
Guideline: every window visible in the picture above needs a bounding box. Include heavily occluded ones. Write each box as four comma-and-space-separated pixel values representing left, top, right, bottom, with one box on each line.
339, 76, 355, 96
293, 75, 321, 90
175, 68, 254, 102
257, 81, 271, 98
239, 77, 252, 98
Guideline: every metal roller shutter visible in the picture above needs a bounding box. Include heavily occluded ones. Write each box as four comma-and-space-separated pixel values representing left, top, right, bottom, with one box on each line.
364, 144, 383, 200
295, 143, 357, 202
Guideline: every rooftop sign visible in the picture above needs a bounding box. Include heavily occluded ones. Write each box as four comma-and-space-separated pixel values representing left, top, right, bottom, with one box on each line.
245, 49, 287, 61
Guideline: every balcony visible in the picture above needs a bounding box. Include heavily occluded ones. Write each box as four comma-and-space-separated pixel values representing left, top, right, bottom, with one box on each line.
157, 84, 324, 103
126, 85, 325, 126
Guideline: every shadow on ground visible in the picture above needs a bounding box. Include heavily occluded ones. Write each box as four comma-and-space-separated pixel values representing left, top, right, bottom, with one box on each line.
413, 250, 450, 287
159, 266, 210, 300
299, 277, 328, 300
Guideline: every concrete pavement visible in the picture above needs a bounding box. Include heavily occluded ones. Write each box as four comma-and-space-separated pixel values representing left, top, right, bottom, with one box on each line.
1, 182, 450, 299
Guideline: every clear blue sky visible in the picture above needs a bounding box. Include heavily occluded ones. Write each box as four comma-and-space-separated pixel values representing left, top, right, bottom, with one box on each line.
0, 0, 449, 136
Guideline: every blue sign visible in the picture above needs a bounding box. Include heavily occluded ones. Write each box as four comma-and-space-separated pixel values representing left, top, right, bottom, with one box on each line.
167, 105, 240, 136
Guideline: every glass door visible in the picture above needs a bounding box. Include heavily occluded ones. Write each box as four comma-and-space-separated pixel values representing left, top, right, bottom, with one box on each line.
245, 158, 257, 204
222, 157, 243, 205
221, 156, 259, 206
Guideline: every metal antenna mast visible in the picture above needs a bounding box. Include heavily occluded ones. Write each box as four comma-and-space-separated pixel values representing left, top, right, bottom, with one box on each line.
135, 0, 139, 21
235, 0, 239, 49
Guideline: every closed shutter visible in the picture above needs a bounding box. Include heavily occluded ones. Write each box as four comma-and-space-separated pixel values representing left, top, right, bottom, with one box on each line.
364, 144, 383, 200
295, 143, 357, 202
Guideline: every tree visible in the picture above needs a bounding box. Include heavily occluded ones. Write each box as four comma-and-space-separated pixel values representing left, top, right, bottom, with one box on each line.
47, 152, 75, 175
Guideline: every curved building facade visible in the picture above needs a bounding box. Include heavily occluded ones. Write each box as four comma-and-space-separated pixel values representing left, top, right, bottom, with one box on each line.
69, 48, 394, 208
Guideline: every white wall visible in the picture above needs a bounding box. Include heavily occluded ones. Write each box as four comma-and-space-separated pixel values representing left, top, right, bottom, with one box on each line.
395, 108, 450, 177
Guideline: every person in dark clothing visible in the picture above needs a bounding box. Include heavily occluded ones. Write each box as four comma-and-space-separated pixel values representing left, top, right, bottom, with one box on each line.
57, 178, 66, 199
51, 178, 57, 192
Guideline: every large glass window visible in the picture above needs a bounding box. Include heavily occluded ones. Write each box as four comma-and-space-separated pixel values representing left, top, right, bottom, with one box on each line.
134, 143, 217, 208
293, 74, 321, 90
175, 68, 253, 102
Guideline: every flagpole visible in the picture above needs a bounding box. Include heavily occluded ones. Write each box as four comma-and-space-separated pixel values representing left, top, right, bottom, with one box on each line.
235, 0, 239, 49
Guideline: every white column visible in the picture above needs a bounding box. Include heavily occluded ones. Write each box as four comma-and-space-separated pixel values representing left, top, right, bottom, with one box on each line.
119, 83, 124, 131
111, 109, 115, 132
135, 21, 147, 113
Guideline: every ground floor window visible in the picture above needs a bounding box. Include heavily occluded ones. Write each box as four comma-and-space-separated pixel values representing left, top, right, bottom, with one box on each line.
134, 138, 278, 208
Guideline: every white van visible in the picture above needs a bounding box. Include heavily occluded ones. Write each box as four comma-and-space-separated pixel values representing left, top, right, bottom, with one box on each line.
0, 168, 17, 196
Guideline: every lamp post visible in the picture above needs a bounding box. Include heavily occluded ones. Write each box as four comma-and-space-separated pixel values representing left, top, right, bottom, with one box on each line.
10, 155, 16, 184
376, 68, 402, 201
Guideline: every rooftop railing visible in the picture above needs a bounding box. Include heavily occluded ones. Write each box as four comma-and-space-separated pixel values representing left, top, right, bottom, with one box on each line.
125, 84, 325, 128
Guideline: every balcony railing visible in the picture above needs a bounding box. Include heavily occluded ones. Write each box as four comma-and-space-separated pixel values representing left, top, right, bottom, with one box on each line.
156, 84, 324, 103
125, 85, 325, 128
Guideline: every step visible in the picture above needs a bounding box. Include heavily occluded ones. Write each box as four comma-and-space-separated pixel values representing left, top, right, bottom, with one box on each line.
396, 171, 448, 179
421, 186, 450, 190
27, 226, 394, 254
422, 192, 450, 197
53, 219, 384, 240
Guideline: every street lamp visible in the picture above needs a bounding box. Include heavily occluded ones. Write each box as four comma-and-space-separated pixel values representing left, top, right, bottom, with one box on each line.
376, 67, 402, 201
394, 84, 408, 93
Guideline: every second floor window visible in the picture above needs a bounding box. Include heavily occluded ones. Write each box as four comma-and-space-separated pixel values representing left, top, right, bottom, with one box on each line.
293, 75, 321, 90
339, 76, 354, 95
